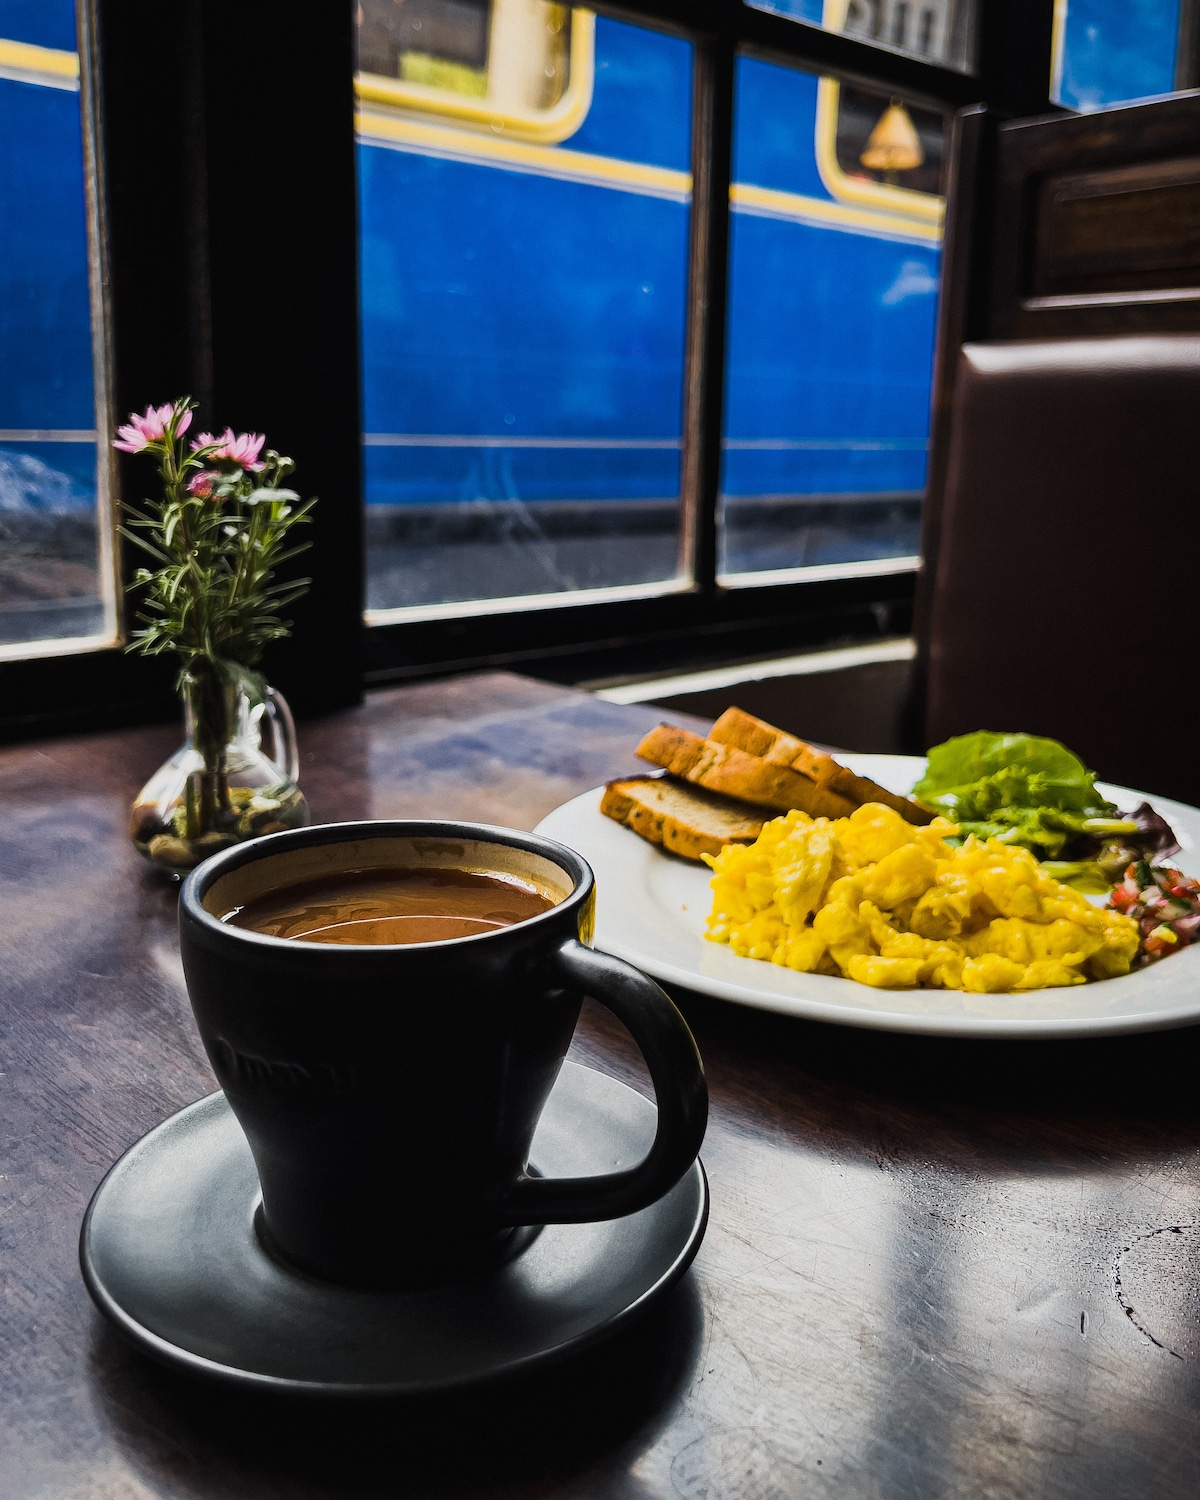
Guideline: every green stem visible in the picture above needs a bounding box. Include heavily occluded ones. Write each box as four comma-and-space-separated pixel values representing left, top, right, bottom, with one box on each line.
184, 664, 233, 840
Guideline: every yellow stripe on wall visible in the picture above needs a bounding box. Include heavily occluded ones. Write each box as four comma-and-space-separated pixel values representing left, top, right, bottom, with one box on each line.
356, 109, 693, 202
730, 181, 943, 245
1049, 0, 1070, 102
358, 110, 939, 242
0, 37, 79, 91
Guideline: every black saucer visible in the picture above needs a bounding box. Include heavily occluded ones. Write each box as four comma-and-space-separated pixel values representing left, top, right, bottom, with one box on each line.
80, 1061, 708, 1396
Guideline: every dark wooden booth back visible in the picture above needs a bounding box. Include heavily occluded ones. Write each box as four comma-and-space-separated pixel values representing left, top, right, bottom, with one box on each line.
916, 94, 1200, 806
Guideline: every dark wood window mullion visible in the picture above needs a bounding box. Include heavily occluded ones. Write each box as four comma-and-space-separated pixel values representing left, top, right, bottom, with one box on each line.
975, 0, 1058, 114
198, 0, 364, 717
678, 32, 735, 596
1176, 0, 1200, 90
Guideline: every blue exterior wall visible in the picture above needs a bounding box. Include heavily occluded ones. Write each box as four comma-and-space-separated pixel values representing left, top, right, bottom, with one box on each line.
0, 5, 941, 521
359, 28, 943, 509
358, 17, 693, 507
723, 57, 940, 499
3, 1, 1180, 526
0, 0, 97, 517
1057, 0, 1181, 110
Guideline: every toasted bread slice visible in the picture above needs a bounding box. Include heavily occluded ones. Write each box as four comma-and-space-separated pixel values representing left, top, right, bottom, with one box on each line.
601, 775, 766, 862
709, 705, 934, 825
634, 724, 856, 818
707, 705, 809, 767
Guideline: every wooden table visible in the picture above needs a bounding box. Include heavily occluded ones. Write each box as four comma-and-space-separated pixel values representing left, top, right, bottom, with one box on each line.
4, 671, 1200, 1499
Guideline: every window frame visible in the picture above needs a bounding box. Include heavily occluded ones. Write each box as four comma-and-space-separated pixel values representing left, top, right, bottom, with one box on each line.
355, 5, 596, 145
0, 0, 1057, 739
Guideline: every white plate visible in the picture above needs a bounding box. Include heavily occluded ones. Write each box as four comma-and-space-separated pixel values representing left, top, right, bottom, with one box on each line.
535, 755, 1200, 1039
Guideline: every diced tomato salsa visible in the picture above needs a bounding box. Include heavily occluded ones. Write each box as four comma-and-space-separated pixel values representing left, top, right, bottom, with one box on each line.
1108, 862, 1200, 966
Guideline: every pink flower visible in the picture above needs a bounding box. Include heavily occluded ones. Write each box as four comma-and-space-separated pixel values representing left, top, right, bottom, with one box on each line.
188, 471, 216, 499
113, 402, 186, 454
191, 427, 265, 471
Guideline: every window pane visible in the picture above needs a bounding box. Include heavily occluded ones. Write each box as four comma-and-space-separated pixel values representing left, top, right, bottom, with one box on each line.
0, 0, 111, 651
1052, 0, 1183, 111
355, 4, 693, 616
745, 0, 977, 74
718, 55, 943, 583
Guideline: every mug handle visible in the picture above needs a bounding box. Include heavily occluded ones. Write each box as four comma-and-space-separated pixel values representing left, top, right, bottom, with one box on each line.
498, 938, 708, 1225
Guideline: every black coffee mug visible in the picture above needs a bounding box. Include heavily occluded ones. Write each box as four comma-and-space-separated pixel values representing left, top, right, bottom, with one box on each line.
179, 820, 708, 1288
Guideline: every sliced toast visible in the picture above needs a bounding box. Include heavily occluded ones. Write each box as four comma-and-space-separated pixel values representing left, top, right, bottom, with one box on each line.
600, 775, 766, 862
634, 723, 857, 819
708, 705, 934, 825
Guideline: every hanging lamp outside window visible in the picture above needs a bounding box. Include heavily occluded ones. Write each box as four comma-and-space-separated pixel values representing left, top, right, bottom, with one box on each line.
859, 99, 924, 182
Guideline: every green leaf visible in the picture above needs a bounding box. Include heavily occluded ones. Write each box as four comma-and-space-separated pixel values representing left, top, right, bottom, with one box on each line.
914, 732, 1110, 813
912, 731, 1115, 858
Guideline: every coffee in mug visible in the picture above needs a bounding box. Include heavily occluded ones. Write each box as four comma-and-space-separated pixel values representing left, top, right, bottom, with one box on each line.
179, 821, 708, 1289
225, 866, 557, 945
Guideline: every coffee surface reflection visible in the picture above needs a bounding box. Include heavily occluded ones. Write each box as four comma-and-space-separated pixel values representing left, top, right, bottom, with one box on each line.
225, 867, 556, 945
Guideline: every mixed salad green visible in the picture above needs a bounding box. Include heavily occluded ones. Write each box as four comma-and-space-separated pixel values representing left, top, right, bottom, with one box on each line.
911, 731, 1179, 890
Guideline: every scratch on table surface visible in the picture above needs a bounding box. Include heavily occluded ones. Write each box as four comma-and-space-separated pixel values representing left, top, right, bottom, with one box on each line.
1112, 1224, 1196, 1359
31, 747, 74, 772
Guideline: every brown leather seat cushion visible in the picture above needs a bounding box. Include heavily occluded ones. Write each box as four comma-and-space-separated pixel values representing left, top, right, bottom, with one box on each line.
926, 335, 1200, 805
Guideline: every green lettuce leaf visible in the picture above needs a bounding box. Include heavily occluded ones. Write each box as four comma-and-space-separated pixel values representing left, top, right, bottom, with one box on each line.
912, 732, 1114, 857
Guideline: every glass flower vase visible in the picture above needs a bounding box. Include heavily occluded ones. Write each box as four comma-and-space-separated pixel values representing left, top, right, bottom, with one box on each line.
130, 665, 310, 873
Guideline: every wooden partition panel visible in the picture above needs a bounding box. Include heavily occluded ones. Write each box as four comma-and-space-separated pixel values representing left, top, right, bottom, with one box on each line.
990, 92, 1200, 338
913, 91, 1200, 795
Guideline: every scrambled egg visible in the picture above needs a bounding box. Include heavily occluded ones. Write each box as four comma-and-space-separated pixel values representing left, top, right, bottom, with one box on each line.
703, 803, 1139, 992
